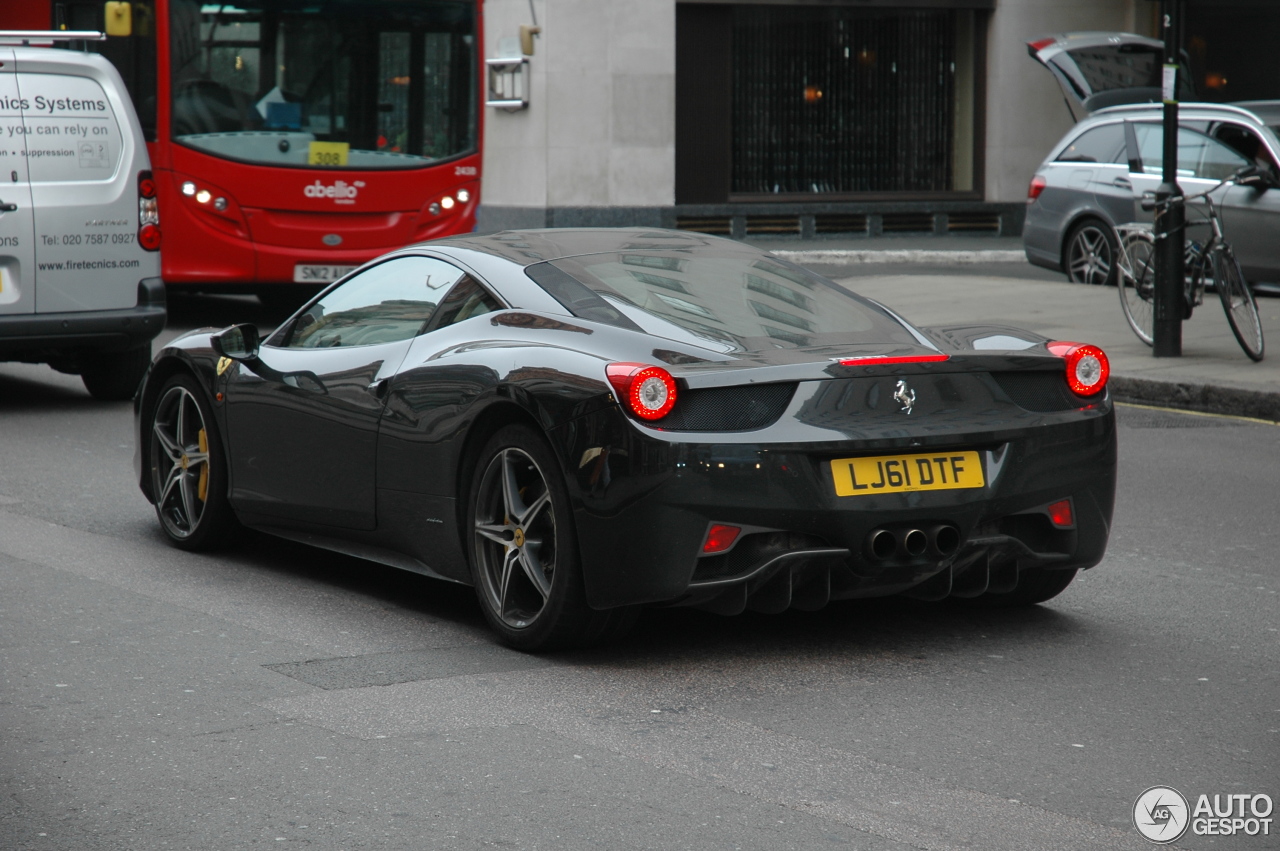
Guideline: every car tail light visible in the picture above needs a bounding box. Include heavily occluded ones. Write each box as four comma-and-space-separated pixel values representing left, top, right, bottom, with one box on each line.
1027, 174, 1047, 204
606, 362, 678, 421
703, 524, 741, 554
1047, 499, 1074, 528
138, 170, 160, 251
1026, 37, 1057, 54
1048, 341, 1109, 396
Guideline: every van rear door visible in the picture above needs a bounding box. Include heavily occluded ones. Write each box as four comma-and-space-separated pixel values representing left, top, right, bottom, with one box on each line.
14, 51, 141, 313
1026, 32, 1194, 121
0, 48, 36, 317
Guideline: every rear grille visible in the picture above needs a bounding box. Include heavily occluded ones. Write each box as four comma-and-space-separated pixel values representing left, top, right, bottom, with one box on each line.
881, 212, 936, 233
991, 371, 1084, 413
946, 211, 1001, 233
814, 213, 868, 235
661, 382, 796, 431
746, 215, 799, 235
676, 216, 732, 235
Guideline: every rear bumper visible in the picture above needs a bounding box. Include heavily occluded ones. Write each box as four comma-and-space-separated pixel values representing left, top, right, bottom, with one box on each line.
0, 278, 166, 360
561, 399, 1117, 610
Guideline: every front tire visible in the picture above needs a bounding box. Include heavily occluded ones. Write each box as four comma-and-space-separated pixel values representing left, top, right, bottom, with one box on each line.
1213, 248, 1264, 361
148, 374, 238, 550
466, 425, 634, 651
1065, 219, 1119, 286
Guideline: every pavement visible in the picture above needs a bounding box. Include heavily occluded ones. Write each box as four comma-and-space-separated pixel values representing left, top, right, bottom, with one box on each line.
747, 235, 1280, 422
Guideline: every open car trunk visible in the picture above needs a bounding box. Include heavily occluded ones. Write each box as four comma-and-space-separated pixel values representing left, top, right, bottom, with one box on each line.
1026, 31, 1195, 121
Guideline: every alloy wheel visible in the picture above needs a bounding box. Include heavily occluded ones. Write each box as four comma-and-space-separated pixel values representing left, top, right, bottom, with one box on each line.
1067, 224, 1115, 285
472, 446, 558, 629
151, 384, 211, 538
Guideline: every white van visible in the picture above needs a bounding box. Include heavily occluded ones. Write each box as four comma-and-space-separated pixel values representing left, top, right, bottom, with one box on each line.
0, 32, 163, 400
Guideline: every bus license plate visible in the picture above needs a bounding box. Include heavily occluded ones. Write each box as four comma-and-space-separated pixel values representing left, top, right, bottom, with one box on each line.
294, 264, 357, 283
830, 451, 984, 497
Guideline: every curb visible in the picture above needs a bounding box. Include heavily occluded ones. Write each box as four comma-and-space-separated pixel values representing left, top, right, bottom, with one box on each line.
771, 249, 1027, 265
1110, 376, 1280, 423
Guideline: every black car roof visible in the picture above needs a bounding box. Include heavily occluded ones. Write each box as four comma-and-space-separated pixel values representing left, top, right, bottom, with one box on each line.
418, 227, 750, 267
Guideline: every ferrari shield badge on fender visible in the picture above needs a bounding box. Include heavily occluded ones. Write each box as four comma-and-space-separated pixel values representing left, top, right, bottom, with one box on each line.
216, 356, 233, 376
893, 379, 916, 415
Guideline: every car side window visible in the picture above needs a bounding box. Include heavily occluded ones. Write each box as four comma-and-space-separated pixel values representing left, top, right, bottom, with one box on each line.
1133, 124, 1250, 181
282, 256, 464, 348
429, 276, 503, 331
1211, 123, 1280, 177
1056, 123, 1126, 164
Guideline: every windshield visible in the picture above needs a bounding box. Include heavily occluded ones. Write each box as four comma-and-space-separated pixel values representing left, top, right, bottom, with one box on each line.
526, 250, 920, 355
169, 0, 476, 169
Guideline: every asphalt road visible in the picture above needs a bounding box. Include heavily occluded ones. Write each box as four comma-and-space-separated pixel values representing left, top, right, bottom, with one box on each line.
1, 282, 1277, 850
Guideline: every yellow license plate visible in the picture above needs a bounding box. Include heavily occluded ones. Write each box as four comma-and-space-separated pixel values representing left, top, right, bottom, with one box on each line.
830, 451, 984, 496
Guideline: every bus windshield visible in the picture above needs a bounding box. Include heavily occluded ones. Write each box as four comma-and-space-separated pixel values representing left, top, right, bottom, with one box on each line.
169, 0, 477, 170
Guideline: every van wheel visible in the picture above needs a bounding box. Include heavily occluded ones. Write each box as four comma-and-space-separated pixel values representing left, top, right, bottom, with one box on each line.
81, 346, 151, 401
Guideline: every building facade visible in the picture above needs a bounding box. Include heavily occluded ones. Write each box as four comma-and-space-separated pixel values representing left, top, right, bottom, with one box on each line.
477, 0, 1252, 237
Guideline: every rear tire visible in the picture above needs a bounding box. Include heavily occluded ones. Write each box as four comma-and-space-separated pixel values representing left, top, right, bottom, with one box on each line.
81, 345, 151, 401
1213, 248, 1264, 361
466, 424, 636, 651
1065, 219, 1119, 286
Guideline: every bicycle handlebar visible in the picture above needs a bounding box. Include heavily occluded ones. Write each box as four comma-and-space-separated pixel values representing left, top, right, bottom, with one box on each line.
1140, 169, 1249, 213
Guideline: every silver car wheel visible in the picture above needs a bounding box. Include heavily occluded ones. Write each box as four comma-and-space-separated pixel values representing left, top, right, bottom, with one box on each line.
1066, 223, 1116, 286
151, 384, 211, 538
472, 446, 558, 629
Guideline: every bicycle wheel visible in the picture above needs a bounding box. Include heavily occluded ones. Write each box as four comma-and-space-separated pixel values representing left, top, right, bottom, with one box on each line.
1118, 230, 1156, 346
1212, 247, 1264, 361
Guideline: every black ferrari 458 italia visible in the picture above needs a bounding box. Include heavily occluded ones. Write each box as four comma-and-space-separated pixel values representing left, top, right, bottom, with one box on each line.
135, 229, 1116, 649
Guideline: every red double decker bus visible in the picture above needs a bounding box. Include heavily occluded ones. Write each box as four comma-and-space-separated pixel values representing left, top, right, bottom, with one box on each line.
7, 1, 482, 303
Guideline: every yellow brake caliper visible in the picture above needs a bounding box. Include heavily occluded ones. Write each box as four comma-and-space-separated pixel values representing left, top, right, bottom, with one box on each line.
197, 428, 209, 502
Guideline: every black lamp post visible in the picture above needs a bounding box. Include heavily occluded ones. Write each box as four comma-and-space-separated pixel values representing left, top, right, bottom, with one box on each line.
1154, 0, 1184, 357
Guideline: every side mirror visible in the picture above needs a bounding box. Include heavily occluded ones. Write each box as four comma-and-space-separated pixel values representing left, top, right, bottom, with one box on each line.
1233, 164, 1277, 190
211, 323, 261, 360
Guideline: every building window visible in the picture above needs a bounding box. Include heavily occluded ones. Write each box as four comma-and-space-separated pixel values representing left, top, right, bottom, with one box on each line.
676, 3, 984, 204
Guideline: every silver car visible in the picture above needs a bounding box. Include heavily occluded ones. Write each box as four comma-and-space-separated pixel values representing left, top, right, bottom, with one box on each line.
1022, 33, 1280, 289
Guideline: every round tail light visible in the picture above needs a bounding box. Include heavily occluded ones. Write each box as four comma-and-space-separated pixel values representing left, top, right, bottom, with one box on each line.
1049, 341, 1109, 396
139, 224, 161, 251
606, 362, 678, 421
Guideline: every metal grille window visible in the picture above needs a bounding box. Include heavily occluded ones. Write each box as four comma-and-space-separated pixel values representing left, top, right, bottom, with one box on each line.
730, 6, 977, 196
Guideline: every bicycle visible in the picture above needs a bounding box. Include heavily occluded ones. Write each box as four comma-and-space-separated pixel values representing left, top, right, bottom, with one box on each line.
1115, 167, 1265, 361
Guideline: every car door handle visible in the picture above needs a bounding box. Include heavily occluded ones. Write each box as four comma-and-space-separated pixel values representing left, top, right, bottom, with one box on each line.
1111, 177, 1131, 189
368, 377, 388, 398
0, 201, 17, 213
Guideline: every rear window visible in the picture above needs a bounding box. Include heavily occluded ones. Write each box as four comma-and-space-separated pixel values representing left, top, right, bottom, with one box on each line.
17, 72, 124, 182
525, 249, 918, 354
1051, 45, 1162, 99
1056, 123, 1126, 164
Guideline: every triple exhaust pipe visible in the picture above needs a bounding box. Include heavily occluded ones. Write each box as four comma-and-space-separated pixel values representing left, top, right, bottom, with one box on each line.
865, 524, 961, 562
